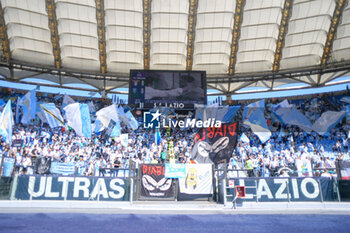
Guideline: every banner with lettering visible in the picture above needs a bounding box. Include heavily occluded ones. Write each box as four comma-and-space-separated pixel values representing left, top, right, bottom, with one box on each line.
1, 157, 15, 177
179, 164, 213, 195
50, 162, 75, 175
140, 164, 175, 199
165, 163, 186, 178
226, 178, 337, 202
192, 122, 238, 164
15, 175, 129, 201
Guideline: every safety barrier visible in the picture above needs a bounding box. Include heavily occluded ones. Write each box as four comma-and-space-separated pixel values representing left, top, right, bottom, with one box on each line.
0, 163, 346, 204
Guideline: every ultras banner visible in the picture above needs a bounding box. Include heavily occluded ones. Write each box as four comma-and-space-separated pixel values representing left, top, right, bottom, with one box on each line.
15, 175, 129, 201
179, 164, 213, 195
226, 178, 337, 202
191, 122, 238, 164
140, 164, 175, 199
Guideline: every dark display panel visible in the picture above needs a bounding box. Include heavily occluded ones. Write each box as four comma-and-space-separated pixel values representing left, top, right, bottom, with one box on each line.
129, 70, 206, 109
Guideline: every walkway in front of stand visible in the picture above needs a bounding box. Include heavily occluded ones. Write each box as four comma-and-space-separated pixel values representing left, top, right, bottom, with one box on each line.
0, 213, 349, 233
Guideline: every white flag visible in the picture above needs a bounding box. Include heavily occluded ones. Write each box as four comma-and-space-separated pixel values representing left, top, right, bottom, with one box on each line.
0, 100, 14, 144
312, 111, 346, 135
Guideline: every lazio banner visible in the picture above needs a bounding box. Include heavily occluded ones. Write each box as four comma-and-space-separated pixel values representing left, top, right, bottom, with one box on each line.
50, 162, 75, 175
179, 164, 213, 196
165, 163, 186, 178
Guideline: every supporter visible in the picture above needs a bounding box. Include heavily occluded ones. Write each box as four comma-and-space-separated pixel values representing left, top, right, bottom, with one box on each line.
1, 90, 349, 179
246, 156, 254, 177
279, 170, 289, 177
98, 156, 107, 177
320, 169, 332, 178
21, 154, 32, 175
76, 156, 85, 176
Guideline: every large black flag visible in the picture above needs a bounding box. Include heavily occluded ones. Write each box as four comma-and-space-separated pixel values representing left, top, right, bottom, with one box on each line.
191, 122, 238, 165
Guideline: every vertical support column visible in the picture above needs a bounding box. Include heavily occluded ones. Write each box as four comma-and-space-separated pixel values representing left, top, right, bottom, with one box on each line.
143, 0, 152, 70
228, 0, 245, 75
272, 0, 293, 72
46, 0, 61, 69
95, 0, 107, 74
0, 2, 11, 62
186, 0, 198, 71
321, 0, 348, 67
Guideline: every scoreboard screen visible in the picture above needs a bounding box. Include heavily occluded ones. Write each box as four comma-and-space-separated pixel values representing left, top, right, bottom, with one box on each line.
129, 70, 207, 109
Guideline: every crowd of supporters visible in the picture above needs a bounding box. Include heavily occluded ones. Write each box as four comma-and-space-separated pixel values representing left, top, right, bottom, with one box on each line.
0, 88, 349, 178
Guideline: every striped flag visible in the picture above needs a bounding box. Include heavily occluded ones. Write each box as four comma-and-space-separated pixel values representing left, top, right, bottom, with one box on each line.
18, 89, 36, 124
64, 103, 92, 138
243, 100, 271, 143
0, 100, 14, 144
40, 103, 64, 128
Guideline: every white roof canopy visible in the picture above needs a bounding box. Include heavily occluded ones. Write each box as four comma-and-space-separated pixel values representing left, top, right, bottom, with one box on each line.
0, 0, 349, 95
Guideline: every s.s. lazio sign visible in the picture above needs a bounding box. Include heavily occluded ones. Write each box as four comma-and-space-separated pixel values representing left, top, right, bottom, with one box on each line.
15, 176, 129, 201
227, 178, 337, 202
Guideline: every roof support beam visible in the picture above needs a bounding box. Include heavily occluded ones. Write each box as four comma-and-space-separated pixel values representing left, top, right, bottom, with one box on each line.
321, 0, 348, 68
272, 0, 293, 72
143, 0, 152, 70
228, 0, 245, 75
0, 2, 10, 62
95, 0, 107, 74
186, 0, 198, 71
46, 0, 61, 69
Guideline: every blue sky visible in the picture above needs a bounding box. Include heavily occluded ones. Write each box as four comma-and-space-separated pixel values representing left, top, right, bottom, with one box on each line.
0, 76, 349, 103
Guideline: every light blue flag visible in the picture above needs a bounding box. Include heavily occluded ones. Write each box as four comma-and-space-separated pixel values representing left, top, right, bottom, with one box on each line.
312, 110, 346, 135
285, 108, 312, 132
240, 133, 250, 143
222, 106, 240, 123
0, 100, 14, 144
110, 121, 121, 137
117, 106, 138, 130
273, 99, 312, 132
15, 97, 20, 124
243, 100, 265, 121
272, 99, 291, 124
93, 119, 105, 133
64, 103, 92, 138
155, 129, 161, 145
0, 98, 5, 108
80, 104, 92, 138
19, 89, 36, 124
40, 103, 64, 128
194, 104, 206, 120
125, 111, 138, 130
341, 96, 350, 104
243, 100, 271, 143
207, 105, 240, 123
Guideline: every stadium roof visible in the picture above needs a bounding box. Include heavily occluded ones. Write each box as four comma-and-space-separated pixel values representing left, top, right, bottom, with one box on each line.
0, 0, 349, 96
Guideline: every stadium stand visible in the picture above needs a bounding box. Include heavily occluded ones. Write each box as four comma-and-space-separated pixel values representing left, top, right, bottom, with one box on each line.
0, 88, 349, 179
